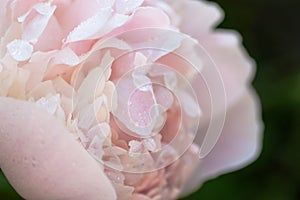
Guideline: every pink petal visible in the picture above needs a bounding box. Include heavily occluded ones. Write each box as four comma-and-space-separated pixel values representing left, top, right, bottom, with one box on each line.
35, 16, 64, 51
191, 31, 255, 141
117, 7, 170, 31
0, 97, 116, 200
198, 30, 254, 107
181, 89, 263, 196
54, 0, 114, 38
168, 0, 223, 38
114, 0, 144, 14
20, 1, 57, 44
9, 0, 38, 20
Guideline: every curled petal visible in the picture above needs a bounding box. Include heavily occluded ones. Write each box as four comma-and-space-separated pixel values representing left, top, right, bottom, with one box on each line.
0, 98, 116, 200
19, 1, 57, 44
64, 8, 112, 44
55, 0, 115, 37
6, 39, 33, 61
167, 0, 223, 37
115, 0, 144, 14
198, 30, 255, 107
181, 89, 263, 196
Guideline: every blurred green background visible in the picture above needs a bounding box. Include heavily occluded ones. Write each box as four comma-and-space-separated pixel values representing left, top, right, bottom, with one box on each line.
1, 0, 299, 199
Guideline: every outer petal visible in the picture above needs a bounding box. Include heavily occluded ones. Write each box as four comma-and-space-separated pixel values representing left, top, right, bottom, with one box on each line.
166, 0, 223, 36
181, 89, 263, 196
198, 30, 255, 107
169, 0, 254, 108
0, 98, 116, 200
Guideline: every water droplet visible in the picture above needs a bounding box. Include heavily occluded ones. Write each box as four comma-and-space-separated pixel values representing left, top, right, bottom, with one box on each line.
6, 39, 33, 61
105, 171, 124, 183
32, 157, 37, 167
128, 100, 132, 106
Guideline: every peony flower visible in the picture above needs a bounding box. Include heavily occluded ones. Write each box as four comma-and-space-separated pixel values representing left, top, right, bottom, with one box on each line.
0, 0, 263, 200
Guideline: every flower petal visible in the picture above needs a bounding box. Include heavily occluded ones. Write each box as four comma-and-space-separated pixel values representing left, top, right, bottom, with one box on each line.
0, 0, 9, 37
64, 8, 112, 44
167, 0, 223, 37
55, 0, 115, 37
120, 7, 171, 30
20, 1, 57, 44
181, 89, 263, 196
199, 30, 255, 107
6, 39, 33, 61
115, 0, 144, 14
0, 97, 117, 200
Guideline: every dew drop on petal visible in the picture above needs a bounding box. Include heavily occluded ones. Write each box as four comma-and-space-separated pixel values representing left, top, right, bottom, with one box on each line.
23, 156, 28, 163
31, 157, 37, 167
143, 138, 156, 152
6, 39, 33, 61
36, 94, 60, 115
105, 170, 124, 184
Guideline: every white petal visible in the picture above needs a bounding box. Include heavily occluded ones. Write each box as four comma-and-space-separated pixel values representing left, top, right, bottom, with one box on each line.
92, 13, 130, 38
6, 39, 33, 61
76, 52, 114, 108
36, 94, 60, 115
115, 0, 144, 14
20, 1, 57, 43
178, 90, 202, 117
53, 48, 80, 66
65, 8, 112, 44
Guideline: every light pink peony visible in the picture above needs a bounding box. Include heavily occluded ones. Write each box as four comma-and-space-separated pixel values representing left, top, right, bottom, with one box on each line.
0, 0, 263, 200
